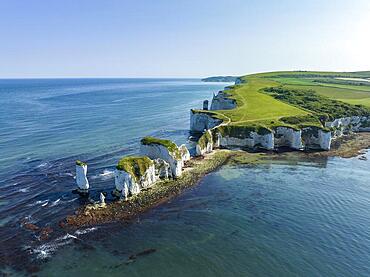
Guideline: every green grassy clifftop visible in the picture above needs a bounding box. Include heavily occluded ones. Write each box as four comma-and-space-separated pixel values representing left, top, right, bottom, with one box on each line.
141, 136, 181, 160
206, 71, 370, 132
116, 156, 153, 182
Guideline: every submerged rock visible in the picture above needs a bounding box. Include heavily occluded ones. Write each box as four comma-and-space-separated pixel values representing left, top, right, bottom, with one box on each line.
40, 226, 53, 240
129, 248, 157, 260
23, 222, 40, 231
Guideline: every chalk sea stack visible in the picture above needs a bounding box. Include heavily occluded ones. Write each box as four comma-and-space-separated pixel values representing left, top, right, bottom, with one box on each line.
75, 160, 89, 196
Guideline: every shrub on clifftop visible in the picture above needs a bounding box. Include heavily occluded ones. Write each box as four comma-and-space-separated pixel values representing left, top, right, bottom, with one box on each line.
263, 87, 370, 120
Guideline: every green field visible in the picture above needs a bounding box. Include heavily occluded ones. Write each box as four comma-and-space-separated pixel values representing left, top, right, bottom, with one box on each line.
200, 71, 370, 132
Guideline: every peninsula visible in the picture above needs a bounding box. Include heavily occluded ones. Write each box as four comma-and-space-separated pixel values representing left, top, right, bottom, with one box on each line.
65, 70, 370, 227
201, 76, 239, 82
192, 71, 370, 153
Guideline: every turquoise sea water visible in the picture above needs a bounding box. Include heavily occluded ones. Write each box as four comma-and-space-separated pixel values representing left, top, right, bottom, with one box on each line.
0, 78, 228, 273
38, 153, 370, 277
1, 79, 370, 276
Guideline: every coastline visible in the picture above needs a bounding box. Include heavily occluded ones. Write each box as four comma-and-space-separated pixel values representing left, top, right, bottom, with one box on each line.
62, 72, 370, 228
63, 150, 235, 228
62, 132, 370, 228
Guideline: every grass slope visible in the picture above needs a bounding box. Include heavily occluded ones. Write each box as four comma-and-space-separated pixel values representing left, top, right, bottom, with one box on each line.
220, 77, 308, 124
206, 71, 370, 132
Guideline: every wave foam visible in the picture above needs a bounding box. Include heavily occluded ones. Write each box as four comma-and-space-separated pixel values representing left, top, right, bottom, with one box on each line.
28, 199, 49, 207
18, 187, 30, 193
31, 227, 98, 260
91, 169, 114, 180
37, 162, 48, 168
49, 198, 61, 207
74, 227, 98, 235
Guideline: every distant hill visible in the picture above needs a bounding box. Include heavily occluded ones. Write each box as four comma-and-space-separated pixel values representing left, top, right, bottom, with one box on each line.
201, 76, 238, 82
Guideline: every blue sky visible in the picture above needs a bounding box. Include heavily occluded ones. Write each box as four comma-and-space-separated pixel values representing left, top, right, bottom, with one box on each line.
0, 0, 369, 77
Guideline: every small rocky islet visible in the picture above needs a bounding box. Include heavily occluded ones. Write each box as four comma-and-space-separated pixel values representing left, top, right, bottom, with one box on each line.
65, 70, 370, 227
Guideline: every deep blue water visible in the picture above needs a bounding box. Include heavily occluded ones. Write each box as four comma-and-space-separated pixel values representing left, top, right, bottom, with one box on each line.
1, 79, 370, 277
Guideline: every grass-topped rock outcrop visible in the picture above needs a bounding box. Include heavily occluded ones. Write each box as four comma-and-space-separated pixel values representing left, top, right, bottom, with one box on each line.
196, 130, 214, 155
140, 136, 190, 177
114, 156, 157, 200
141, 136, 181, 159
111, 138, 191, 200
116, 156, 154, 182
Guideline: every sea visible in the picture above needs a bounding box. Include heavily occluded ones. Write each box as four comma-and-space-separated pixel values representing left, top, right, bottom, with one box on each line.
0, 78, 370, 276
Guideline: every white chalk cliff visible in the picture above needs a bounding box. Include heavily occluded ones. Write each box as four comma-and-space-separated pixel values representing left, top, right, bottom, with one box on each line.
219, 131, 274, 150
111, 138, 190, 200
190, 110, 223, 132
196, 130, 214, 156
154, 158, 172, 179
318, 130, 332, 150
274, 127, 303, 150
325, 116, 370, 135
210, 91, 237, 110
300, 127, 332, 150
140, 143, 183, 177
76, 163, 89, 191
179, 144, 191, 165
114, 164, 157, 200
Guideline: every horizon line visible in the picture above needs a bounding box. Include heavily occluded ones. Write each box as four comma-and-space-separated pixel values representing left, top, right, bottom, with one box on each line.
0, 76, 212, 80
1, 69, 369, 80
